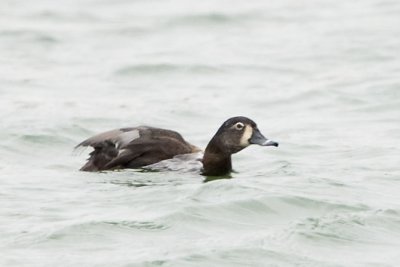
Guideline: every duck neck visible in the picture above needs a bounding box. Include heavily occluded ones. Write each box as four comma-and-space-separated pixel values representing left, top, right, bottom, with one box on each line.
202, 138, 232, 176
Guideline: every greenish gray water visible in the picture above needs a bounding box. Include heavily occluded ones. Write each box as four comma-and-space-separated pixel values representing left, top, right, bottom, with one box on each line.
1, 0, 400, 266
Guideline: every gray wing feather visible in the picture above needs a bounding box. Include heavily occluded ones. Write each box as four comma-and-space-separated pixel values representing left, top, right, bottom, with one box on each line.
75, 127, 146, 148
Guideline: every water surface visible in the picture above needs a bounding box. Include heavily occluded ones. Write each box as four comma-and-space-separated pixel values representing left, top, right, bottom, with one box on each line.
1, 0, 400, 266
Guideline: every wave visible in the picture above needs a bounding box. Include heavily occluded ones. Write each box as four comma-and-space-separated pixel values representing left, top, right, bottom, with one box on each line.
164, 12, 250, 27
115, 63, 303, 76
0, 30, 58, 44
115, 64, 225, 75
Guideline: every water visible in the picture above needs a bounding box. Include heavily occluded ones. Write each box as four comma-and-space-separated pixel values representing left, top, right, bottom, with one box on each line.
1, 0, 400, 266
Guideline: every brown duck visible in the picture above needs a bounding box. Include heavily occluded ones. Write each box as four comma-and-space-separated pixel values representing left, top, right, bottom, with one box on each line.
76, 116, 278, 176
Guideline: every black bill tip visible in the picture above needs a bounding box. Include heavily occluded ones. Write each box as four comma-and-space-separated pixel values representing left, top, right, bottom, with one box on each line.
249, 128, 279, 147
262, 140, 279, 147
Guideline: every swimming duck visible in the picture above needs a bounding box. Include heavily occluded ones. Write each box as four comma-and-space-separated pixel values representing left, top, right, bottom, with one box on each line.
76, 116, 278, 176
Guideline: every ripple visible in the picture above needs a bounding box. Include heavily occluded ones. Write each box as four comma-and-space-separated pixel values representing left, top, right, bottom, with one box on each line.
115, 64, 225, 76
142, 247, 341, 267
17, 134, 73, 147
46, 220, 169, 242
0, 30, 58, 44
164, 13, 246, 27
155, 193, 372, 234
293, 209, 400, 246
103, 220, 169, 230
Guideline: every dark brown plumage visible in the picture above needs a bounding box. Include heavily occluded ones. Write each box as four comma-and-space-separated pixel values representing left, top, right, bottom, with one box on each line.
76, 116, 278, 175
77, 127, 200, 171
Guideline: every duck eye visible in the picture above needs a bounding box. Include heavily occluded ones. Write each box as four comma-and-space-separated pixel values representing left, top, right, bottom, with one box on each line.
234, 122, 245, 130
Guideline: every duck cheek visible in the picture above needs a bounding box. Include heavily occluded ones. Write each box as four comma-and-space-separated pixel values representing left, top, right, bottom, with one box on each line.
239, 126, 253, 147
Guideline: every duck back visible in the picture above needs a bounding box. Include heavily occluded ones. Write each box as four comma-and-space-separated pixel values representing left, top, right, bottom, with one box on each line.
77, 127, 200, 171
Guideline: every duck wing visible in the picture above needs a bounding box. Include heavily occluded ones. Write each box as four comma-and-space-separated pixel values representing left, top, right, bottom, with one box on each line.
77, 126, 201, 171
75, 127, 143, 149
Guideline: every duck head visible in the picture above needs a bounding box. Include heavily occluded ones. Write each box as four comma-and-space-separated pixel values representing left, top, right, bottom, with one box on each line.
202, 116, 278, 176
208, 116, 278, 155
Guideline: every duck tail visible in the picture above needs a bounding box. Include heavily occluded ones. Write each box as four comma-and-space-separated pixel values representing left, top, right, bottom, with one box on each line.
80, 141, 119, 171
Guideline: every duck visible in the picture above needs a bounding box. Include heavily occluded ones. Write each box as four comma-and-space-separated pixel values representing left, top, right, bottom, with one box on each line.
76, 116, 278, 176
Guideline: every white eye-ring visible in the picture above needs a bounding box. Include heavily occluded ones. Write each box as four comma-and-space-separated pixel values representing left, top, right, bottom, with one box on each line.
234, 122, 245, 130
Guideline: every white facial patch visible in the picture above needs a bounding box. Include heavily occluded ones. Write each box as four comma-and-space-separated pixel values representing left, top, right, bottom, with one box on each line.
116, 129, 140, 148
239, 125, 253, 147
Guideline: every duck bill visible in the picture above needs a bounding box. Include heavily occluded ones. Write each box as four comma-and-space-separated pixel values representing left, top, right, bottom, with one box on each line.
249, 129, 279, 147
